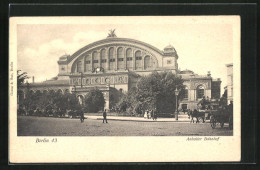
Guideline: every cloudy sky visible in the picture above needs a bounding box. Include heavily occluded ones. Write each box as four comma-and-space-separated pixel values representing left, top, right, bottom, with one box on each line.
16, 16, 238, 94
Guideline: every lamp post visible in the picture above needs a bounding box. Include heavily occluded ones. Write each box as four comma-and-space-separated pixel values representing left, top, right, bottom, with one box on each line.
174, 87, 180, 120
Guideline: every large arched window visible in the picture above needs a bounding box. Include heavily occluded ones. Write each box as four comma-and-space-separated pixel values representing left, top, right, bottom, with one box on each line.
184, 86, 188, 99
100, 49, 106, 69
197, 85, 205, 99
92, 51, 99, 69
126, 48, 133, 69
135, 51, 142, 70
144, 55, 151, 70
117, 47, 124, 70
109, 47, 115, 70
85, 55, 91, 72
77, 61, 82, 72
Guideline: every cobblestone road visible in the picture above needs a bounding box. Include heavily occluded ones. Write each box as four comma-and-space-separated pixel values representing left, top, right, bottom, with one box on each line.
17, 116, 233, 136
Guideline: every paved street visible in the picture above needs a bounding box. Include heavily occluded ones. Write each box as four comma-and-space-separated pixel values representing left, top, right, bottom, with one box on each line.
17, 116, 233, 136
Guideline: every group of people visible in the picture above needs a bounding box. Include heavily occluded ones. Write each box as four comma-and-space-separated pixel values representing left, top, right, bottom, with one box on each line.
143, 109, 157, 121
17, 107, 67, 117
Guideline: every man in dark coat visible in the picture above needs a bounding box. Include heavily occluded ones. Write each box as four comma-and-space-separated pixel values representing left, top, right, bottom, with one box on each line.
151, 110, 154, 120
77, 108, 84, 123
154, 109, 158, 121
103, 109, 108, 123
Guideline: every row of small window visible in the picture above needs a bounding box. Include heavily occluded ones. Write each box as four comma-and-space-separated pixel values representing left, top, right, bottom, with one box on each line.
85, 57, 140, 64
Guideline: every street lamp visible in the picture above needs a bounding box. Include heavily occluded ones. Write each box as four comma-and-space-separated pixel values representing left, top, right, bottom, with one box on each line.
174, 87, 180, 120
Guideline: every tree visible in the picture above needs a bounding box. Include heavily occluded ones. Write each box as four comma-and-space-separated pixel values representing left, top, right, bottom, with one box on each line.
109, 88, 124, 109
67, 93, 80, 110
85, 88, 105, 113
17, 70, 29, 89
117, 71, 185, 115
137, 71, 184, 113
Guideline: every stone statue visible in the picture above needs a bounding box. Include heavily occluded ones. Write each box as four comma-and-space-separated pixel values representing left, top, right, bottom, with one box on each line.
107, 29, 117, 38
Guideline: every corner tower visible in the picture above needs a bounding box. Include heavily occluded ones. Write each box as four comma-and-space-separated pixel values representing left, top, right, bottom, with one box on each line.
163, 45, 178, 74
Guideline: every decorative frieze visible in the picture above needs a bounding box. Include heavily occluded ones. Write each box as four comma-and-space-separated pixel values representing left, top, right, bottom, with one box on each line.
70, 75, 128, 86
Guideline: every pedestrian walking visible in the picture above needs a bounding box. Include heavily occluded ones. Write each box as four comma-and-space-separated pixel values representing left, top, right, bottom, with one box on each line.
151, 110, 154, 120
103, 109, 108, 123
147, 110, 150, 119
80, 109, 85, 123
154, 108, 158, 121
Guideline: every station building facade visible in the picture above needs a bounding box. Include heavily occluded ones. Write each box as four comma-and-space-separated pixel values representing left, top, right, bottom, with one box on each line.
19, 35, 221, 111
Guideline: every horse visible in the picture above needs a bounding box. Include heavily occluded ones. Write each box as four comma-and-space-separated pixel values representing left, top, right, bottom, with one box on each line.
188, 109, 205, 123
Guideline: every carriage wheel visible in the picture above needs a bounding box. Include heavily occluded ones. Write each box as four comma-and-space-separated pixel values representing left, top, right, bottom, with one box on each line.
220, 122, 224, 128
210, 119, 216, 129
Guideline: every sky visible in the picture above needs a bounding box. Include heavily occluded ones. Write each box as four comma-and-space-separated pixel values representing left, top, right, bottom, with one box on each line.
16, 16, 238, 94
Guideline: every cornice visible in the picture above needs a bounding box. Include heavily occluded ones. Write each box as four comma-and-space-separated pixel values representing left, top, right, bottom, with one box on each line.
66, 38, 164, 63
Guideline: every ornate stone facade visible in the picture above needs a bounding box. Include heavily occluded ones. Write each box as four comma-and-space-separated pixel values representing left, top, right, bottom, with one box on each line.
19, 35, 221, 111
226, 63, 233, 104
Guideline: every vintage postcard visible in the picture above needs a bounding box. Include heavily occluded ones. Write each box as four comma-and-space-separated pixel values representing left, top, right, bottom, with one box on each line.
9, 16, 241, 163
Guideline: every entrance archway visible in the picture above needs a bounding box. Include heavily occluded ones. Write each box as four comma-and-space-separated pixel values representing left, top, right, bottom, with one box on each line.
77, 95, 84, 105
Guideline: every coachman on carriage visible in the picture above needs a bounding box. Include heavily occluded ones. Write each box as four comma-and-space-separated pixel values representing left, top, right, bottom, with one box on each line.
188, 96, 233, 130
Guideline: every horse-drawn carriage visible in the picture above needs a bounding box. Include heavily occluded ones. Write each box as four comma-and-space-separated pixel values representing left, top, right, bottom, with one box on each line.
199, 97, 233, 129
209, 105, 233, 129
189, 97, 233, 129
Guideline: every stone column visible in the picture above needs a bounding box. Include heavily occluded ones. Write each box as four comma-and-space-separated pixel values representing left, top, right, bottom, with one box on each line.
106, 48, 110, 70
142, 52, 145, 70
98, 50, 101, 68
91, 53, 94, 71
123, 47, 127, 70
115, 47, 118, 70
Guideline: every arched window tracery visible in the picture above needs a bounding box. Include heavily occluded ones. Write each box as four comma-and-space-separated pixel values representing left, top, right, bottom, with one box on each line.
101, 49, 106, 69
126, 48, 133, 69
77, 61, 82, 73
197, 85, 205, 99
135, 51, 142, 70
144, 55, 151, 70
117, 47, 124, 70
92, 51, 99, 69
85, 55, 91, 72
109, 47, 115, 70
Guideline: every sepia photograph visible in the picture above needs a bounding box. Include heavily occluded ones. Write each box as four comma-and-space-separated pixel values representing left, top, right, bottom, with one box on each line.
9, 16, 241, 162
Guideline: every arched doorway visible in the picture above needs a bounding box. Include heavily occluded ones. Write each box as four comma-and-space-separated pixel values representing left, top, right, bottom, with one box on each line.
77, 95, 84, 105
